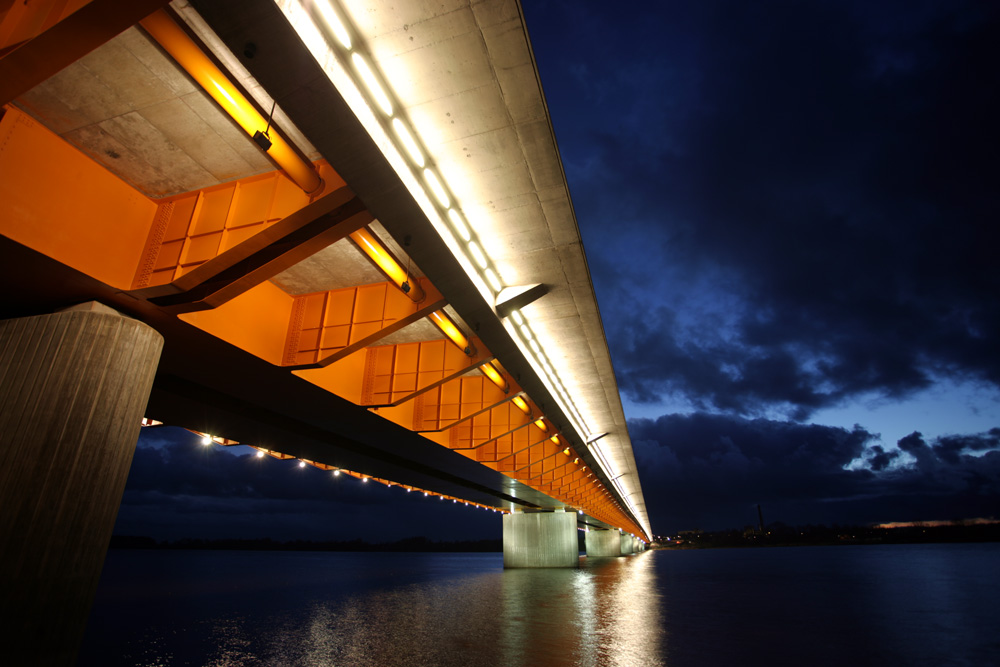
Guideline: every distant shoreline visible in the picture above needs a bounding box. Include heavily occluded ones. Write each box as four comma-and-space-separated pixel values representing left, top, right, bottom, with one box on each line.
110, 522, 1000, 553
654, 521, 1000, 550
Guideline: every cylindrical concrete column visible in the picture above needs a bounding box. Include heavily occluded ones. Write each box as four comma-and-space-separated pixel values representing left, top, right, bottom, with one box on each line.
503, 510, 579, 568
620, 532, 635, 555
0, 303, 163, 667
585, 528, 622, 557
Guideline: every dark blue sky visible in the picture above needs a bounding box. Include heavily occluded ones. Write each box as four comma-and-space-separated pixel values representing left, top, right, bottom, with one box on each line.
115, 1, 999, 541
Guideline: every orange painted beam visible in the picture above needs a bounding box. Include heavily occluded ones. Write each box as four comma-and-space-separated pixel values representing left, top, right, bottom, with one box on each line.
0, 0, 170, 105
283, 280, 447, 368
412, 375, 513, 432
444, 397, 536, 451
132, 169, 371, 312
359, 338, 492, 407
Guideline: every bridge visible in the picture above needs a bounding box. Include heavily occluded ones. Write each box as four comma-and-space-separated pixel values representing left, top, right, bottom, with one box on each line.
0, 1, 652, 663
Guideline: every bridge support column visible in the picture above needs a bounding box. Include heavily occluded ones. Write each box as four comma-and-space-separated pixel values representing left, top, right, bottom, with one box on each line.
503, 509, 578, 568
620, 532, 635, 555
0, 303, 163, 667
585, 528, 622, 557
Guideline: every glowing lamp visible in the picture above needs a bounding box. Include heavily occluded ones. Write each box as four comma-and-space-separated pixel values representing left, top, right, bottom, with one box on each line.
429, 310, 474, 355
479, 360, 509, 393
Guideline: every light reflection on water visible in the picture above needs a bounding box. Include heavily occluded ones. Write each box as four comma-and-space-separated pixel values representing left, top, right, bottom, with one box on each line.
79, 545, 1000, 667
80, 552, 664, 667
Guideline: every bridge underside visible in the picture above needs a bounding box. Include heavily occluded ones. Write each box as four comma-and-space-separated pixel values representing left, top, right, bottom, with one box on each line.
1, 1, 653, 661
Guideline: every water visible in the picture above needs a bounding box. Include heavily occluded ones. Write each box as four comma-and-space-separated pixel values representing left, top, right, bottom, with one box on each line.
78, 544, 1000, 666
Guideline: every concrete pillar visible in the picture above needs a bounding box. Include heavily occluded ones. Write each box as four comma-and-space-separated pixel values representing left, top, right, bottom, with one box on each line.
0, 303, 163, 667
620, 532, 635, 555
503, 509, 578, 568
585, 528, 622, 557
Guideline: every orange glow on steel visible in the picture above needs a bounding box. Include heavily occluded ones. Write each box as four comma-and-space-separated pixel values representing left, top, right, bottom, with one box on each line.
479, 360, 508, 393
349, 228, 424, 301
511, 396, 530, 415
429, 310, 474, 355
534, 419, 548, 432
139, 10, 322, 195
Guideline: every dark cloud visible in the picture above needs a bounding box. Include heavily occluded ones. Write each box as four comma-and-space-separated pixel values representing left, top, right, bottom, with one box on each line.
630, 414, 1000, 532
114, 428, 502, 543
525, 0, 1000, 418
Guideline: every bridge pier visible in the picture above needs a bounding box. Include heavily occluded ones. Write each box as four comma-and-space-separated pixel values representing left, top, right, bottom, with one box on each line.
503, 509, 579, 568
0, 303, 162, 667
620, 532, 636, 555
584, 527, 623, 557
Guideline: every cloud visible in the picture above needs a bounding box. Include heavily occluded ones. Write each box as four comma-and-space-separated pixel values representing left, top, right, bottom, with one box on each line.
526, 0, 1000, 419
629, 414, 1000, 532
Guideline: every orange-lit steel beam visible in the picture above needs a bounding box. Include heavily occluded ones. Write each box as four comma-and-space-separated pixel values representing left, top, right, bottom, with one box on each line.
360, 339, 492, 407
0, 0, 170, 105
283, 280, 446, 368
413, 375, 513, 432
139, 9, 323, 196
138, 183, 370, 312
444, 400, 535, 451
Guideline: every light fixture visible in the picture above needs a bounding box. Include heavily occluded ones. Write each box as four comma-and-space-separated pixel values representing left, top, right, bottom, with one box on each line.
392, 118, 424, 167
362, 476, 368, 482
351, 52, 392, 115
200, 435, 212, 445
467, 241, 488, 269
479, 361, 508, 393
483, 268, 502, 293
298, 460, 306, 468
349, 228, 423, 300
428, 310, 474, 355
534, 419, 548, 432
447, 209, 472, 241
423, 168, 450, 207
511, 396, 530, 415
333, 469, 340, 476
313, 0, 351, 49
256, 450, 265, 458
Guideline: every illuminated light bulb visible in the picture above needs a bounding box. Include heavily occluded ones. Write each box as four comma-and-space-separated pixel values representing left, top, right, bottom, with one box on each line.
298, 460, 306, 468
362, 476, 368, 482
578, 509, 583, 515
423, 168, 450, 207
563, 448, 570, 456
511, 310, 524, 325
447, 209, 472, 242
333, 469, 340, 476
407, 487, 411, 492
256, 450, 265, 458
200, 435, 212, 445
439, 495, 443, 500
534, 419, 548, 432
392, 118, 424, 167
511, 396, 530, 415
574, 458, 579, 464
453, 499, 456, 503
424, 492, 428, 497
352, 53, 392, 115
528, 339, 541, 356
550, 435, 560, 445
467, 241, 488, 269
520, 324, 533, 341
483, 267, 502, 293
314, 1, 351, 49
